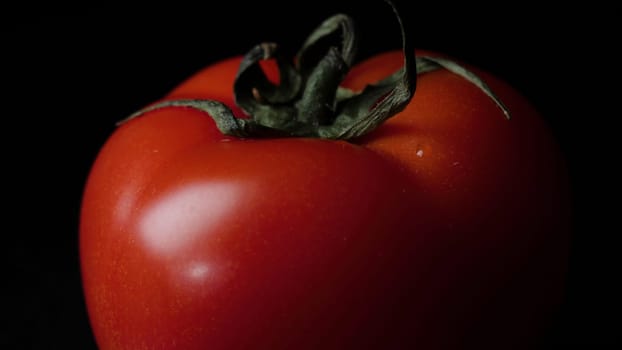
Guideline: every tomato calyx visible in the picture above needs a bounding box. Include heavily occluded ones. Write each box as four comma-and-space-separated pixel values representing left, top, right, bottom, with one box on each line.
232, 2, 418, 140
120, 0, 510, 139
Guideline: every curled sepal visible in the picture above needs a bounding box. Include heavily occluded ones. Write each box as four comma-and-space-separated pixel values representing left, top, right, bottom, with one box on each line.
415, 56, 511, 120
234, 43, 300, 118
229, 0, 414, 140
318, 0, 415, 139
232, 11, 359, 135
296, 13, 358, 78
117, 99, 285, 138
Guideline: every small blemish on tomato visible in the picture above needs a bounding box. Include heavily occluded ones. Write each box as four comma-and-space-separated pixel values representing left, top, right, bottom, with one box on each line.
416, 149, 424, 158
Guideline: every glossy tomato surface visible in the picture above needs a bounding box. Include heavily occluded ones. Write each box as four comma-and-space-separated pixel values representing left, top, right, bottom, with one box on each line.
80, 51, 570, 349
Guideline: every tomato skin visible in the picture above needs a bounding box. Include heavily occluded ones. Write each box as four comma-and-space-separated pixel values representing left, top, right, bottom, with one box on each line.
80, 51, 570, 349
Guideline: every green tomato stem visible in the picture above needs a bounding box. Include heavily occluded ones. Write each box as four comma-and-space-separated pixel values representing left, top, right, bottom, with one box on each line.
119, 0, 510, 139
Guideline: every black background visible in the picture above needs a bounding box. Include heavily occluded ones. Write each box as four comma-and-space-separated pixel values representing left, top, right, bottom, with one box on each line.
3, 1, 618, 348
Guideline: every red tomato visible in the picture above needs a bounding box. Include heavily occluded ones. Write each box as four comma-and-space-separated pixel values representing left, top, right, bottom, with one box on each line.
80, 48, 569, 348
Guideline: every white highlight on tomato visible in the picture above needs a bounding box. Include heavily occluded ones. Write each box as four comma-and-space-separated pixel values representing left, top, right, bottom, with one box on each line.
138, 182, 240, 256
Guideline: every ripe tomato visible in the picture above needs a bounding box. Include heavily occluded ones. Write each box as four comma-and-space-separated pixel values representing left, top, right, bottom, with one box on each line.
80, 10, 569, 350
